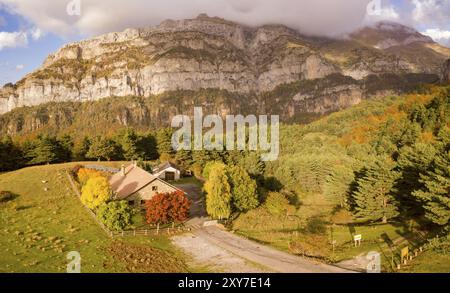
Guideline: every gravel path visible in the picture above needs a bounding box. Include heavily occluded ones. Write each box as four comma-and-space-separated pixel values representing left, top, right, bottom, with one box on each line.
173, 226, 355, 273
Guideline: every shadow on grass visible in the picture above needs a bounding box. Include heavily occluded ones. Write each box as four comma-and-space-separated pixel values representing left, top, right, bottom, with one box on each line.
0, 191, 20, 204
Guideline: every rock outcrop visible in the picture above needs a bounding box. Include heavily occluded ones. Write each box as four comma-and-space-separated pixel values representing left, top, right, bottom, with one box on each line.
442, 59, 450, 83
0, 15, 449, 116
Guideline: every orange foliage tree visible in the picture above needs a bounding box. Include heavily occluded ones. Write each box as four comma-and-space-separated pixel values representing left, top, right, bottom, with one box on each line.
77, 168, 103, 186
145, 190, 191, 225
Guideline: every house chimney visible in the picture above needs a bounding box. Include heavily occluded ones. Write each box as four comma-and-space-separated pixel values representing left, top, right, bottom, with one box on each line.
121, 164, 126, 177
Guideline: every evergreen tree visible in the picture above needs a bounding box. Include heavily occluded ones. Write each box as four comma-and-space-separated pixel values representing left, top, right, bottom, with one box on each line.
396, 143, 437, 215
204, 164, 232, 220
27, 135, 64, 165
324, 165, 355, 208
413, 131, 450, 226
228, 166, 259, 212
175, 150, 192, 170
59, 134, 74, 162
87, 137, 122, 161
352, 160, 400, 223
139, 132, 158, 160
238, 152, 265, 178
119, 129, 144, 160
0, 136, 23, 171
156, 128, 174, 157
73, 137, 91, 161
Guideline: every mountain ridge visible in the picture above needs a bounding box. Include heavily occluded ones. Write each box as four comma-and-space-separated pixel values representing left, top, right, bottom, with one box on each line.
0, 15, 449, 118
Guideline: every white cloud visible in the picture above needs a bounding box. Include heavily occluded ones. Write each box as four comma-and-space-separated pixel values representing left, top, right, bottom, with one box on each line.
412, 0, 450, 27
0, 31, 27, 50
0, 0, 377, 37
30, 27, 43, 40
364, 3, 400, 24
422, 28, 450, 46
15, 64, 24, 71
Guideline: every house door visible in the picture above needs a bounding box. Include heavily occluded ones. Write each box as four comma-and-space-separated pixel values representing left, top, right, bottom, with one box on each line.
165, 172, 175, 181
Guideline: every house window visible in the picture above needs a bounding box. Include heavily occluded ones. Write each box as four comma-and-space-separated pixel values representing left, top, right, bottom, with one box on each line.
128, 200, 135, 206
152, 186, 158, 192
140, 200, 146, 205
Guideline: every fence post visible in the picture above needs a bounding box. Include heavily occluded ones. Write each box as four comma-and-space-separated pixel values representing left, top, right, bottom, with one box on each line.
122, 231, 124, 237
134, 230, 136, 236
157, 223, 160, 235
145, 230, 148, 236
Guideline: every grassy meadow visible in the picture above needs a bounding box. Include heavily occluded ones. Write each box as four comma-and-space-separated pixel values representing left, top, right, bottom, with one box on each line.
0, 162, 190, 273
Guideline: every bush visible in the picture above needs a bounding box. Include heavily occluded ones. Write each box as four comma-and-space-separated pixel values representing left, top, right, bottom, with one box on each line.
263, 192, 290, 216
81, 176, 111, 210
97, 201, 134, 231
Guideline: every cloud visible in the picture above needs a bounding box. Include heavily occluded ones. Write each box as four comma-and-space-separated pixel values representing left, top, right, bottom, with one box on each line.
0, 30, 27, 50
15, 64, 24, 71
30, 27, 43, 40
0, 0, 378, 37
412, 0, 450, 27
422, 28, 450, 47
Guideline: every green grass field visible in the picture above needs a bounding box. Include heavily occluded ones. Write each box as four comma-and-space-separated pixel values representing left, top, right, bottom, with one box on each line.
232, 191, 448, 272
0, 162, 191, 273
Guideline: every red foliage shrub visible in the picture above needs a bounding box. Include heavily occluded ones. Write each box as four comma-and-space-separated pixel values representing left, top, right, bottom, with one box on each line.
145, 190, 191, 225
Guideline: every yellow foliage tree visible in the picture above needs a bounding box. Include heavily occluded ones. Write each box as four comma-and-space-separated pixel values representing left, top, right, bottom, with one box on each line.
77, 168, 103, 186
81, 176, 111, 210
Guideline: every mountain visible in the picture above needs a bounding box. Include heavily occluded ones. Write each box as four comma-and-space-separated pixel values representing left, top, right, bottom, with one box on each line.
0, 15, 449, 136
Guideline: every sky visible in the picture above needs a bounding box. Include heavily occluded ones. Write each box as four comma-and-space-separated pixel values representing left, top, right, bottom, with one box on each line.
0, 0, 449, 86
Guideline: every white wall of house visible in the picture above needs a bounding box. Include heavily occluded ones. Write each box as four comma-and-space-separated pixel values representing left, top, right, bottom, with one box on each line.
153, 166, 181, 181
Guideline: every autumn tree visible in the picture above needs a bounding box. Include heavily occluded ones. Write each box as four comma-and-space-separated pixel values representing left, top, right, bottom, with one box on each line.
81, 176, 112, 210
352, 160, 400, 223
204, 163, 232, 220
145, 191, 191, 225
77, 168, 103, 186
228, 166, 259, 212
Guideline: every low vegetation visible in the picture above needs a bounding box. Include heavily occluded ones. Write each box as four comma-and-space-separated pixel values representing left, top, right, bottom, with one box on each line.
0, 163, 191, 272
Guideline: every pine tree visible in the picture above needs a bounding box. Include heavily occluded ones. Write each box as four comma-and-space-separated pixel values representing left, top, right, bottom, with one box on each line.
120, 129, 144, 160
352, 160, 400, 223
228, 166, 259, 212
156, 128, 174, 157
87, 137, 122, 161
204, 164, 232, 220
396, 143, 436, 214
27, 135, 64, 165
413, 140, 450, 226
324, 165, 355, 208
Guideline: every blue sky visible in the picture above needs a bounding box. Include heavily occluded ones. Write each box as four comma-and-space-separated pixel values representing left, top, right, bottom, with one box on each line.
0, 0, 449, 86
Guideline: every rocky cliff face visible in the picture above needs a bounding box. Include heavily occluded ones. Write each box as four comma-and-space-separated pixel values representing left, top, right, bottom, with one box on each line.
442, 59, 450, 83
0, 16, 449, 116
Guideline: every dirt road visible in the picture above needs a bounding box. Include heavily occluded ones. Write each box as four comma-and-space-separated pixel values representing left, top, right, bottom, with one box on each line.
174, 183, 354, 273
176, 226, 354, 273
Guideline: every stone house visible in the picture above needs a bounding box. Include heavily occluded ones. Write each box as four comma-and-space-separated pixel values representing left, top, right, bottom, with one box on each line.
109, 163, 183, 208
